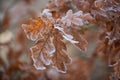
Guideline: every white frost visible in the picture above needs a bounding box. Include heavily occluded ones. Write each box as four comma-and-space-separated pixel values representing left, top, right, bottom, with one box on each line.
63, 35, 79, 43
29, 32, 39, 41
54, 24, 79, 43
74, 10, 83, 17
42, 9, 52, 17
72, 18, 84, 26
61, 10, 85, 26
31, 56, 46, 70
46, 42, 56, 55
54, 24, 64, 31
22, 24, 39, 41
40, 53, 51, 65
34, 63, 46, 70
52, 64, 67, 73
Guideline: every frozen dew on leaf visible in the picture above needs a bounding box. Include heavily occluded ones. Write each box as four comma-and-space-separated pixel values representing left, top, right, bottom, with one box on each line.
62, 34, 79, 44
61, 9, 94, 26
73, 10, 83, 17
45, 38, 56, 56
41, 9, 52, 18
52, 63, 67, 73
61, 10, 84, 26
31, 56, 46, 70
54, 24, 79, 43
40, 51, 51, 65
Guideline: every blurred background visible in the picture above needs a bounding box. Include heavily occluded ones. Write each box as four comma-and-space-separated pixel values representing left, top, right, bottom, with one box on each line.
0, 0, 111, 80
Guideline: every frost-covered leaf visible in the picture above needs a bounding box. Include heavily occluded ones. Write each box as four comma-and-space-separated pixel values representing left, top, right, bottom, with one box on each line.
61, 10, 93, 26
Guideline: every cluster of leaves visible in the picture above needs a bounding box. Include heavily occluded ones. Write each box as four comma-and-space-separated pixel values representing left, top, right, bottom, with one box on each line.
22, 0, 120, 79
1, 0, 120, 79
22, 8, 92, 73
